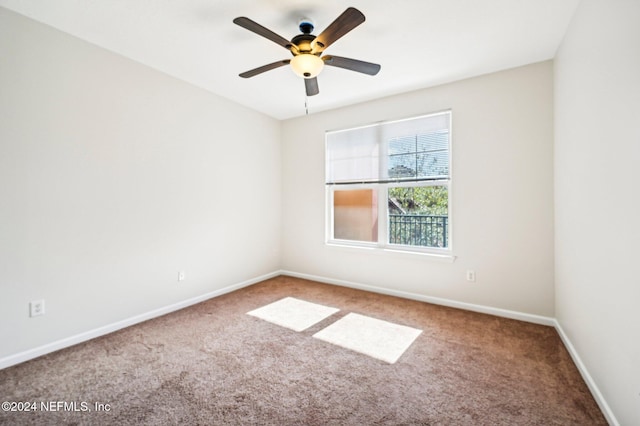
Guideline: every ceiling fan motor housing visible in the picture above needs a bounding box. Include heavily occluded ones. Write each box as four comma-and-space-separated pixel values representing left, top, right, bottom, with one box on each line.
291, 34, 317, 54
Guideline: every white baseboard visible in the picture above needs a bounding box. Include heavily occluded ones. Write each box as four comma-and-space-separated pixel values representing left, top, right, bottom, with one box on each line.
553, 320, 619, 426
0, 270, 280, 370
281, 270, 555, 326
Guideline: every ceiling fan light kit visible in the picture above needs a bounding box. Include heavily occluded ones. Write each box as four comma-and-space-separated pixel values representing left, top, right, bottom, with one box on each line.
290, 54, 324, 78
233, 7, 380, 98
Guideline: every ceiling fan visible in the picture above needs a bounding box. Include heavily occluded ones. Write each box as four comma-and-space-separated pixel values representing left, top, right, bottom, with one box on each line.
233, 7, 381, 97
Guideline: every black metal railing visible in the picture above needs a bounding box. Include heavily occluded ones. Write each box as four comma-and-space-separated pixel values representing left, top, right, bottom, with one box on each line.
389, 214, 448, 248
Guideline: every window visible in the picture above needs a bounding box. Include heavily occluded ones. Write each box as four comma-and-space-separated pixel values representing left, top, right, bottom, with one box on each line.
326, 111, 451, 253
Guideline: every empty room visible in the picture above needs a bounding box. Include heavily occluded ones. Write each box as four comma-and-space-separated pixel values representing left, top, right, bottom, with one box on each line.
0, 0, 638, 424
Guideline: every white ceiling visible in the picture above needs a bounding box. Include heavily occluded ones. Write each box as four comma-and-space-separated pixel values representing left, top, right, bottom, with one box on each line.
0, 0, 580, 120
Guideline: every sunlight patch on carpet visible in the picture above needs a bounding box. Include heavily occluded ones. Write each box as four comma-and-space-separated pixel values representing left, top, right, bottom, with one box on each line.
247, 297, 340, 332
313, 313, 422, 364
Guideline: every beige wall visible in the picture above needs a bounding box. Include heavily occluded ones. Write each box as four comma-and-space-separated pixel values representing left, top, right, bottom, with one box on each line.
282, 61, 555, 317
554, 0, 640, 424
0, 8, 282, 360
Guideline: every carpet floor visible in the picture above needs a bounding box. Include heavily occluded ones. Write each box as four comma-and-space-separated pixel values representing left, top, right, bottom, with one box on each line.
0, 276, 606, 425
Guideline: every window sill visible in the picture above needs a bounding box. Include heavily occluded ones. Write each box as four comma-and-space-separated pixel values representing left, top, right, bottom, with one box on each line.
325, 242, 456, 263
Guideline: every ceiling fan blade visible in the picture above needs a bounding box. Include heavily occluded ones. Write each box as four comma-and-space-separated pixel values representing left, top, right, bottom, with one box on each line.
312, 7, 365, 53
305, 77, 319, 96
322, 55, 381, 76
239, 59, 291, 78
233, 17, 293, 50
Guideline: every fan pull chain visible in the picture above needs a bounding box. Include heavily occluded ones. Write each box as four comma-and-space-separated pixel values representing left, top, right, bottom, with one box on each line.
305, 95, 309, 115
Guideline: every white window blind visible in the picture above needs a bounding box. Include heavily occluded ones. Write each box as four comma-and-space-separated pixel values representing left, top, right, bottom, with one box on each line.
325, 124, 380, 184
326, 112, 450, 185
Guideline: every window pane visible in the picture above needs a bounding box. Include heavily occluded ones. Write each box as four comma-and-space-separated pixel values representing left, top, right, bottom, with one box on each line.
417, 151, 449, 177
388, 153, 417, 178
417, 131, 449, 152
388, 186, 448, 248
386, 130, 449, 181
388, 136, 416, 155
333, 189, 378, 242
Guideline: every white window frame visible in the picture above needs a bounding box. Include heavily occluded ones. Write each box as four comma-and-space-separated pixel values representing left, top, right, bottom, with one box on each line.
325, 111, 453, 257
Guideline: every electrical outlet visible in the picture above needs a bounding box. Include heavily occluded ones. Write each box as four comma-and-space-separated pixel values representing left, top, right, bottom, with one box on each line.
466, 270, 476, 282
178, 271, 185, 282
30, 300, 45, 317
